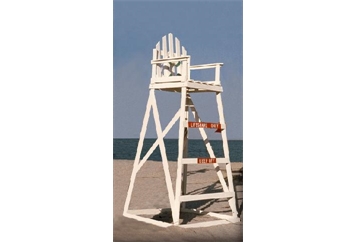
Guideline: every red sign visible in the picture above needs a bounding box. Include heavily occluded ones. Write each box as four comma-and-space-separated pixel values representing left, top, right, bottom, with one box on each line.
188, 122, 223, 133
197, 158, 217, 164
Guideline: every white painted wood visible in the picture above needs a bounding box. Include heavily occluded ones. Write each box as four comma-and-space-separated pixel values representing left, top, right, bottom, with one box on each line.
151, 76, 183, 83
123, 92, 153, 214
180, 192, 234, 202
187, 95, 229, 192
151, 92, 175, 210
175, 37, 180, 56
149, 82, 186, 89
216, 92, 238, 217
161, 35, 170, 77
151, 49, 158, 81
181, 94, 189, 209
185, 82, 223, 92
123, 212, 172, 228
124, 33, 239, 228
175, 37, 182, 75
173, 86, 187, 225
182, 46, 187, 56
214, 64, 221, 85
162, 35, 168, 58
137, 109, 181, 171
168, 33, 174, 58
151, 56, 190, 64
155, 42, 162, 78
190, 63, 223, 70
128, 209, 163, 215
207, 212, 240, 223
180, 208, 240, 223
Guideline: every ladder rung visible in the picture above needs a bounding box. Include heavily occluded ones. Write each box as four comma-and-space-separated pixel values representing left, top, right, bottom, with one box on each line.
181, 158, 229, 164
180, 192, 234, 202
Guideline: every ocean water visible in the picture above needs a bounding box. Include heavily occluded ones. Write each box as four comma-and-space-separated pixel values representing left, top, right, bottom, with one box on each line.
113, 139, 242, 162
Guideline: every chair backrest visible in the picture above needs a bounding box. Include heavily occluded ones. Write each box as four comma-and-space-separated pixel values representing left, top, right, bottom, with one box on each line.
151, 33, 190, 83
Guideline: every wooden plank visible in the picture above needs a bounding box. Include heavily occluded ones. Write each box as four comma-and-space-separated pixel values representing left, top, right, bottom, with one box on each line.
151, 91, 175, 210
173, 86, 187, 225
155, 42, 160, 57
175, 37, 182, 75
207, 212, 240, 223
216, 92, 238, 217
215, 64, 221, 85
128, 209, 162, 215
162, 35, 167, 58
180, 192, 234, 202
149, 82, 186, 89
182, 46, 187, 56
182, 94, 189, 208
185, 81, 223, 92
123, 213, 172, 228
155, 42, 161, 77
151, 49, 158, 80
151, 56, 190, 63
168, 33, 174, 58
190, 63, 223, 70
175, 37, 181, 56
151, 76, 183, 83
123, 92, 153, 214
137, 108, 181, 171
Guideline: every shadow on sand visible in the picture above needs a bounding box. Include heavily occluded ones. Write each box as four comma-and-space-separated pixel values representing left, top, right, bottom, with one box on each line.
150, 171, 243, 224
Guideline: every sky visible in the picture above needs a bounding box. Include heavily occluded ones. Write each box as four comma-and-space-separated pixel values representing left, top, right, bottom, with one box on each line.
113, 0, 243, 139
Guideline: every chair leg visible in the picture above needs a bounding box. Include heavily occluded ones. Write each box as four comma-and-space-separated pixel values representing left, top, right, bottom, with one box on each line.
216, 92, 238, 217
123, 91, 153, 214
172, 87, 187, 225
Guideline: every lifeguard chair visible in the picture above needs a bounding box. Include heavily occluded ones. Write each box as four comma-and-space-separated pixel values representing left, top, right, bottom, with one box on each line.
123, 33, 239, 228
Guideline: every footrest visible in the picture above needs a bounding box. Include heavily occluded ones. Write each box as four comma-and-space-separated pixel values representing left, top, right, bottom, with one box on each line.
180, 192, 234, 202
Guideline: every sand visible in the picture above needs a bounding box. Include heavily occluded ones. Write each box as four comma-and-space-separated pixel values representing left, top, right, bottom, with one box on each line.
113, 159, 243, 242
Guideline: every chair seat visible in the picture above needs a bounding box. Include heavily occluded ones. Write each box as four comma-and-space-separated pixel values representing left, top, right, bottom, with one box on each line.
188, 80, 221, 86
149, 79, 223, 93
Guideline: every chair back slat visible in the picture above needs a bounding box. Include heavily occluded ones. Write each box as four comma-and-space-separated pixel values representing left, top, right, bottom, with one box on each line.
162, 35, 168, 58
154, 42, 161, 77
182, 46, 187, 56
175, 37, 181, 57
168, 33, 174, 58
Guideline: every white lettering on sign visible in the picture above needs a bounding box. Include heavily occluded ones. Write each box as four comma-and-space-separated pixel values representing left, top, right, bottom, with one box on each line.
197, 158, 217, 164
188, 122, 223, 132
210, 123, 218, 129
189, 122, 207, 128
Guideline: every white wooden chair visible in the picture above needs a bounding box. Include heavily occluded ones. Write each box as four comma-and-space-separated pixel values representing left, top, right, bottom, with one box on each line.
123, 33, 239, 228
150, 33, 223, 93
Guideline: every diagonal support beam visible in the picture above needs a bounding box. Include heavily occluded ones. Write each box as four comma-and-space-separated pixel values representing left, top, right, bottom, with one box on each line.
151, 92, 176, 210
137, 109, 181, 172
123, 91, 153, 214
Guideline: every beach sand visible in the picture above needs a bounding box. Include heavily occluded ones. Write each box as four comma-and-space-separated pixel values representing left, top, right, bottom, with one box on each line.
113, 160, 243, 242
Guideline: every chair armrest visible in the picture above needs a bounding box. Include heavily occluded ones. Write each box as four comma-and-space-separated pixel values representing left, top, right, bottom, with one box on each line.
190, 63, 223, 70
